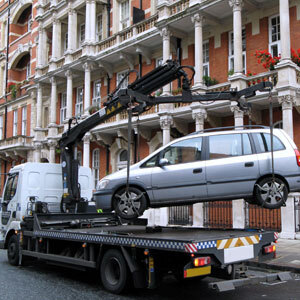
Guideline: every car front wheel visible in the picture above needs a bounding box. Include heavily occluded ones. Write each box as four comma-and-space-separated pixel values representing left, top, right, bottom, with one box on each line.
254, 177, 288, 209
113, 187, 147, 220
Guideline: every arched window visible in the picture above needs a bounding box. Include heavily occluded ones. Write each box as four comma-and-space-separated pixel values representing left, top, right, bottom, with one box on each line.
92, 149, 100, 189
117, 149, 127, 170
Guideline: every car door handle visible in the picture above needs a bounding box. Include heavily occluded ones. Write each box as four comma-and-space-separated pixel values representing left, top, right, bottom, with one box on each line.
245, 162, 254, 167
193, 168, 202, 174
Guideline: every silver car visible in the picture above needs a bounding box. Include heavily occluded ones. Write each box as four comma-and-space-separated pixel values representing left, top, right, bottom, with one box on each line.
94, 127, 300, 220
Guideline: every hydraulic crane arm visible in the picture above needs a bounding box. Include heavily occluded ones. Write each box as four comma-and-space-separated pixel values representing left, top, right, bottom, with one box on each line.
58, 60, 272, 212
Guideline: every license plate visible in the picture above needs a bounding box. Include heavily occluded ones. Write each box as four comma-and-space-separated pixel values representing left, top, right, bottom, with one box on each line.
224, 245, 254, 263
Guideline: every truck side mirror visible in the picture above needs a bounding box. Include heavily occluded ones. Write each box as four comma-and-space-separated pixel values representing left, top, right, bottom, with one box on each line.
29, 196, 36, 202
158, 158, 169, 167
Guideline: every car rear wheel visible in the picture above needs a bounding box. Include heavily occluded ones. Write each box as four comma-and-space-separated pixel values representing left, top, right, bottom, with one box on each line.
113, 187, 147, 220
254, 177, 288, 209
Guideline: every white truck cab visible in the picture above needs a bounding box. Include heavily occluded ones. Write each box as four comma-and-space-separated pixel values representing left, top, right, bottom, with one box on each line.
0, 162, 93, 249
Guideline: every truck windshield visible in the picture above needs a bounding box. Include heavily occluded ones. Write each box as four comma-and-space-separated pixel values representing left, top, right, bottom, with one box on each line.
3, 173, 19, 203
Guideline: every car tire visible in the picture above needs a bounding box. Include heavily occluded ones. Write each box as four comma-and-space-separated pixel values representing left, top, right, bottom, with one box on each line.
7, 235, 20, 266
113, 187, 147, 220
254, 177, 288, 209
100, 249, 129, 294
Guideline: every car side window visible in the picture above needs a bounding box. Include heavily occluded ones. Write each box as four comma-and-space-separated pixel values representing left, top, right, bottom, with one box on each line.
254, 133, 285, 153
141, 154, 159, 168
162, 137, 202, 165
242, 134, 252, 155
209, 134, 242, 159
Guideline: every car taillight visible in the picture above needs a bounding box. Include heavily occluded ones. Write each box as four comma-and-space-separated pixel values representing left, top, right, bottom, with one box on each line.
193, 256, 211, 267
263, 244, 276, 254
295, 149, 300, 166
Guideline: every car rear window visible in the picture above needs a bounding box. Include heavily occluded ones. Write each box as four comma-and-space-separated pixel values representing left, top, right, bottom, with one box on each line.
254, 133, 285, 153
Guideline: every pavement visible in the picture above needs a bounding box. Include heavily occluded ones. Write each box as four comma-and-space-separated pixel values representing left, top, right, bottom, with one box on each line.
247, 238, 300, 273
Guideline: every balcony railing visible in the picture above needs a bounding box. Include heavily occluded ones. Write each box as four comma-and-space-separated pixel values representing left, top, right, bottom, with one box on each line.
0, 136, 33, 149
246, 71, 278, 87
170, 0, 190, 15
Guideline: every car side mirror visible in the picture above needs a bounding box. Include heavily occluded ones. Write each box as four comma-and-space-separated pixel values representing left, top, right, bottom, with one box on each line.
158, 158, 169, 167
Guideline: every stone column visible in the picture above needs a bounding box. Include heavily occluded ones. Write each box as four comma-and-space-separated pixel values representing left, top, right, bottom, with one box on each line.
231, 104, 244, 129
160, 115, 173, 145
34, 143, 42, 162
65, 70, 73, 120
280, 0, 291, 61
192, 13, 204, 87
51, 18, 61, 60
50, 77, 57, 125
49, 140, 56, 163
83, 62, 92, 117
85, 0, 91, 43
90, 0, 97, 43
279, 95, 295, 139
37, 26, 47, 67
0, 22, 5, 48
192, 108, 207, 132
36, 84, 43, 128
83, 133, 91, 167
67, 7, 77, 52
229, 0, 243, 74
161, 27, 171, 95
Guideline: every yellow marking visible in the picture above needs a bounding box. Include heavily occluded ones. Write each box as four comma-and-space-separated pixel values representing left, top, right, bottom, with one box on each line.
185, 266, 211, 278
217, 235, 260, 249
245, 236, 253, 244
225, 239, 232, 249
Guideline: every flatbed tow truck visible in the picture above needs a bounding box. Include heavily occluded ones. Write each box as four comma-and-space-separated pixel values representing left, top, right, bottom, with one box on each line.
2, 61, 292, 294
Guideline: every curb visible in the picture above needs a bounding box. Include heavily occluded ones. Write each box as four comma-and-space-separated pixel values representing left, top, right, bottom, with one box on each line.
246, 261, 300, 274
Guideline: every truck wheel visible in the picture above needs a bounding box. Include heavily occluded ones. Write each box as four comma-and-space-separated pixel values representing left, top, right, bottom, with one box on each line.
113, 187, 147, 220
7, 235, 20, 266
100, 249, 128, 294
254, 177, 288, 209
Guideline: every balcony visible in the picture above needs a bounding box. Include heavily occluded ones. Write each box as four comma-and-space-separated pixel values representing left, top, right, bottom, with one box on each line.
0, 135, 33, 160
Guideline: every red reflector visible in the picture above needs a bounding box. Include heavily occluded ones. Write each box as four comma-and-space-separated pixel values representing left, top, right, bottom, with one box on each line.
193, 256, 211, 267
263, 245, 276, 254
295, 149, 300, 166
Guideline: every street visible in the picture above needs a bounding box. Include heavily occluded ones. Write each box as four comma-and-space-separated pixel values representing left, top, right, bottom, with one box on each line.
0, 250, 300, 300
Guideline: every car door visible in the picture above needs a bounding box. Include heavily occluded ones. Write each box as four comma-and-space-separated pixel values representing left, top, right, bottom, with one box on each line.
206, 133, 259, 199
151, 136, 207, 205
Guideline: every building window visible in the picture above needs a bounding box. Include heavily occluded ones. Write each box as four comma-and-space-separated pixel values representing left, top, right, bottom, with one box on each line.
92, 149, 100, 189
13, 110, 18, 136
117, 71, 129, 89
203, 40, 209, 77
228, 29, 246, 73
93, 81, 101, 106
60, 93, 67, 124
0, 115, 3, 140
64, 33, 68, 51
21, 106, 27, 136
80, 24, 85, 45
26, 62, 30, 79
77, 151, 82, 166
97, 14, 103, 41
120, 0, 130, 30
75, 87, 84, 116
269, 15, 281, 57
117, 149, 128, 170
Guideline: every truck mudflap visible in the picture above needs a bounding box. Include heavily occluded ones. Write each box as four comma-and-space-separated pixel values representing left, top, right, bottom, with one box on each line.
209, 271, 294, 292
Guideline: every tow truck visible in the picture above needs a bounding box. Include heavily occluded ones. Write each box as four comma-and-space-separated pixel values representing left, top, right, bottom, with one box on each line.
1, 61, 288, 294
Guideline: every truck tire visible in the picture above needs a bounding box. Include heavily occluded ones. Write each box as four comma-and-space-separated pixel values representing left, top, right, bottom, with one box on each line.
100, 249, 129, 294
7, 235, 19, 266
254, 177, 288, 209
113, 187, 147, 220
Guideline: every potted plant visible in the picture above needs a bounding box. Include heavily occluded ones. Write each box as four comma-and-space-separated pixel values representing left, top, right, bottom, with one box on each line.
203, 76, 219, 87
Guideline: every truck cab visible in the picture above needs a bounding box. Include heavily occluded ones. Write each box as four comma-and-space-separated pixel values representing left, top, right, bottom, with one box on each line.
0, 162, 93, 249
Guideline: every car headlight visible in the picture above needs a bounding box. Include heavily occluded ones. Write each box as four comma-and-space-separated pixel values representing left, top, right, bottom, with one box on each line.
97, 179, 110, 190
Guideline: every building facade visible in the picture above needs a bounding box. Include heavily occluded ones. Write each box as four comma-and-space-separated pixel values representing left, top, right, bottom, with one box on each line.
0, 0, 300, 237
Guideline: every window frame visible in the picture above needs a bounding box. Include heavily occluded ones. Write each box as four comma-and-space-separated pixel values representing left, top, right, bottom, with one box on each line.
92, 80, 101, 107
13, 109, 18, 136
79, 23, 85, 45
92, 149, 100, 189
60, 93, 67, 124
228, 29, 246, 73
203, 40, 210, 77
97, 14, 103, 41
0, 115, 3, 140
64, 32, 68, 52
116, 70, 129, 90
269, 15, 281, 57
119, 0, 130, 31
75, 87, 84, 116
21, 106, 27, 136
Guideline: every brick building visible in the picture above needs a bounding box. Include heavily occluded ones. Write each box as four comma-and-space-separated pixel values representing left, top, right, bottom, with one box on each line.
0, 0, 300, 237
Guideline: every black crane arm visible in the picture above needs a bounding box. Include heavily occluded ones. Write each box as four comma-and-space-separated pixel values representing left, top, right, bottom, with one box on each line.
58, 60, 272, 212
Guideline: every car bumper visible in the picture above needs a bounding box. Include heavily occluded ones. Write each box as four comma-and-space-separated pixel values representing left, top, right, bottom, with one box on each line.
287, 175, 300, 192
93, 189, 113, 212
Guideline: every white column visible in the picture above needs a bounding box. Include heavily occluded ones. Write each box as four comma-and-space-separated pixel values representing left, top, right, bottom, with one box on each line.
279, 95, 295, 139
36, 84, 43, 128
192, 13, 204, 87
37, 26, 46, 67
279, 0, 291, 61
161, 27, 171, 95
192, 108, 207, 132
50, 77, 57, 125
90, 0, 97, 43
231, 104, 244, 128
49, 141, 56, 163
67, 7, 77, 52
52, 18, 61, 60
0, 22, 5, 49
34, 143, 42, 162
83, 133, 91, 167
229, 0, 243, 74
0, 66, 4, 96
85, 1, 91, 43
65, 70, 73, 120
83, 62, 92, 117
280, 194, 296, 239
160, 115, 173, 145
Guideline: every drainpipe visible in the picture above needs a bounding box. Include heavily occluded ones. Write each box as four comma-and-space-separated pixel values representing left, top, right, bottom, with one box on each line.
107, 0, 111, 38
176, 38, 182, 88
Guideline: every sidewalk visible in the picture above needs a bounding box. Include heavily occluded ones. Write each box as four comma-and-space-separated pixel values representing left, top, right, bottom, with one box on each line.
247, 238, 300, 273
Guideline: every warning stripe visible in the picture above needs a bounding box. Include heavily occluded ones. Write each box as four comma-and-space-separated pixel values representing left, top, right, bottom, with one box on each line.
185, 243, 197, 253
217, 235, 260, 249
